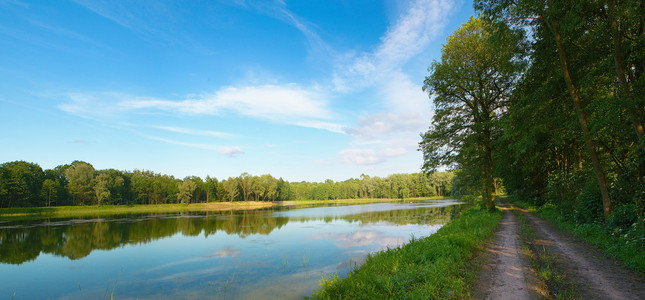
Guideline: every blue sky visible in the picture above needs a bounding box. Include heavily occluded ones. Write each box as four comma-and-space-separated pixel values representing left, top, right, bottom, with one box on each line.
0, 0, 474, 182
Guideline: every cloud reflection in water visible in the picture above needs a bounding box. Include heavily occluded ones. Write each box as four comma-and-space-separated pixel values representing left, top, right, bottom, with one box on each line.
311, 230, 405, 249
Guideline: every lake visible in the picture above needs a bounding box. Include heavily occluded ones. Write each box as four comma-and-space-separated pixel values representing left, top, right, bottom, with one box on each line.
0, 199, 464, 299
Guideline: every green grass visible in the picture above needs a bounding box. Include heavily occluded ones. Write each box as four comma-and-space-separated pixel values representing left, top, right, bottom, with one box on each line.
309, 206, 502, 299
0, 202, 274, 219
511, 199, 645, 276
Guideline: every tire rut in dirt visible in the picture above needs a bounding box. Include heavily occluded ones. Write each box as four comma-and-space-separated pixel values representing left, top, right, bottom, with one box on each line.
520, 210, 645, 300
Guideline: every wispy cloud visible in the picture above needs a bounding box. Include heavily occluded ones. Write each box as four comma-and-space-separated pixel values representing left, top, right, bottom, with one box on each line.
141, 134, 220, 151
322, 0, 454, 166
153, 126, 235, 139
59, 84, 342, 133
230, 0, 334, 60
333, 0, 454, 93
70, 0, 207, 50
218, 146, 244, 158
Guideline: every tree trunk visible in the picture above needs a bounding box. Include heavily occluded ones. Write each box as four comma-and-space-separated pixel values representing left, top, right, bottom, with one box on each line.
485, 138, 496, 210
546, 18, 612, 218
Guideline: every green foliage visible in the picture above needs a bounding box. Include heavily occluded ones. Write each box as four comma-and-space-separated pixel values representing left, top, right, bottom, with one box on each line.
607, 204, 640, 230
93, 174, 111, 207
574, 179, 604, 224
177, 180, 197, 205
310, 207, 502, 299
0, 160, 463, 209
421, 16, 525, 210
65, 161, 95, 206
474, 0, 644, 221
0, 161, 45, 208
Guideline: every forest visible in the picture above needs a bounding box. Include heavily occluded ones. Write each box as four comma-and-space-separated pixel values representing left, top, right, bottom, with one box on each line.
0, 160, 455, 208
420, 1, 643, 238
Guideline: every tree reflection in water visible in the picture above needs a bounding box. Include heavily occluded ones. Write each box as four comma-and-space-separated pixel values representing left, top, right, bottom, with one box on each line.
0, 201, 463, 265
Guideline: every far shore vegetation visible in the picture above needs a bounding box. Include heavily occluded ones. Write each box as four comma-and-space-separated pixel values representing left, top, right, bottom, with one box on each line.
0, 197, 449, 219
0, 160, 457, 212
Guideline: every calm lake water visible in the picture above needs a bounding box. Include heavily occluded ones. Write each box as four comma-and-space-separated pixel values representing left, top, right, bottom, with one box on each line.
0, 199, 464, 299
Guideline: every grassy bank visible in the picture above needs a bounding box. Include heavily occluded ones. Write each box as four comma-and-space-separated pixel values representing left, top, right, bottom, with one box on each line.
310, 206, 502, 299
0, 197, 450, 219
512, 200, 645, 276
278, 196, 448, 207
0, 202, 275, 219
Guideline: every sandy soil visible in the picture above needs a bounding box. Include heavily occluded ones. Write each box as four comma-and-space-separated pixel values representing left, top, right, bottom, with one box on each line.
199, 201, 274, 211
474, 203, 645, 299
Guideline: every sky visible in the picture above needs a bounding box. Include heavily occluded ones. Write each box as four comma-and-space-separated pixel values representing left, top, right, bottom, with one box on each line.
0, 0, 474, 182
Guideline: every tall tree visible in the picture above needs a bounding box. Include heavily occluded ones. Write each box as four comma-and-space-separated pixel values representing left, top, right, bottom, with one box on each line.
222, 177, 239, 202
93, 174, 111, 206
41, 179, 59, 207
421, 16, 524, 210
238, 173, 253, 201
64, 161, 95, 206
259, 174, 278, 201
177, 180, 197, 205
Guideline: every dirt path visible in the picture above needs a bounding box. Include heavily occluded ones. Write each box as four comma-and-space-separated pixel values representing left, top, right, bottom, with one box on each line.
518, 207, 645, 299
473, 205, 541, 299
474, 203, 645, 299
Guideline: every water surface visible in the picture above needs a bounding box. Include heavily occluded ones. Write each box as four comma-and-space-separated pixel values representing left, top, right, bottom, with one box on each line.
0, 199, 463, 299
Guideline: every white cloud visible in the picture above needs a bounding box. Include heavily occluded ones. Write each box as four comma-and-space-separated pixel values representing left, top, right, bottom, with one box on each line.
326, 147, 408, 165
381, 71, 432, 113
344, 112, 429, 139
218, 146, 244, 158
311, 230, 406, 249
213, 85, 330, 120
59, 84, 342, 133
295, 120, 345, 134
329, 0, 457, 168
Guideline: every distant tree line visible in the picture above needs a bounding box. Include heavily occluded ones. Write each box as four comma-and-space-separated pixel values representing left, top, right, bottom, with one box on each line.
0, 160, 455, 208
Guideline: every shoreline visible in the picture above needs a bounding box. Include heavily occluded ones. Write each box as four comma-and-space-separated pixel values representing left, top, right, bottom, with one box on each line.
0, 197, 450, 219
310, 206, 502, 299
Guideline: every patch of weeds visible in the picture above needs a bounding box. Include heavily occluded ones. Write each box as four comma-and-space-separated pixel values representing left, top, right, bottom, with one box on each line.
514, 210, 581, 299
